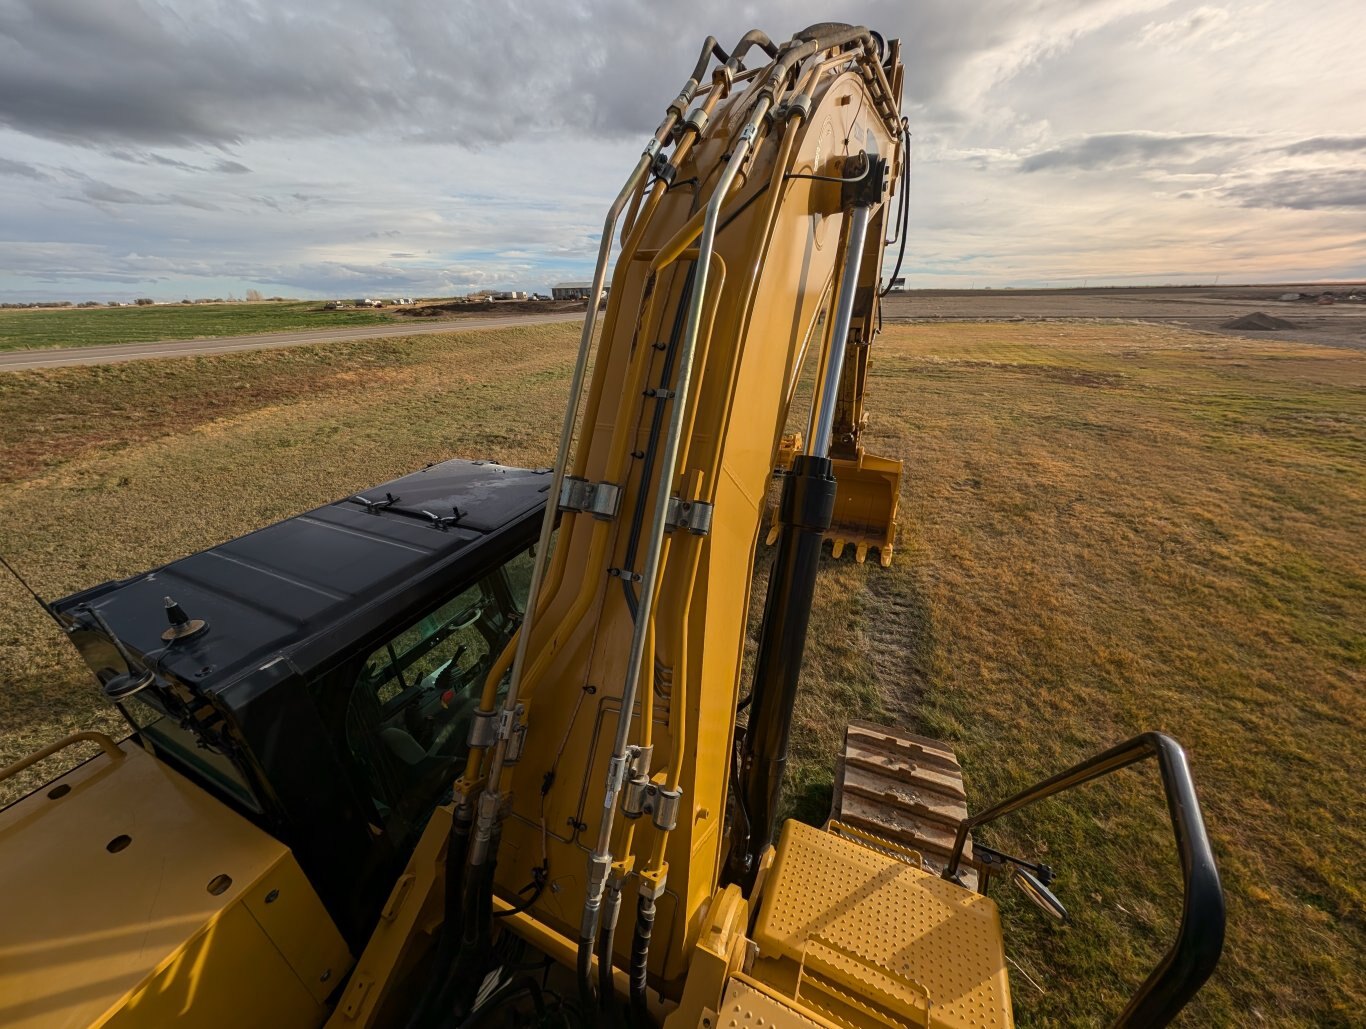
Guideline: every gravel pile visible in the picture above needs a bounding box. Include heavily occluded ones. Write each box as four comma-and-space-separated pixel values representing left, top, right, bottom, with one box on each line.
1222, 312, 1297, 331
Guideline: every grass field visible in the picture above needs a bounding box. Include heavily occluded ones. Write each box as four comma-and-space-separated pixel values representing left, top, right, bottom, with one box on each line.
0, 301, 394, 351
1, 321, 1361, 1025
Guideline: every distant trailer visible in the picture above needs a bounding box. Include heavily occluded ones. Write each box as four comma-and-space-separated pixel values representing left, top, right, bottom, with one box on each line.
551, 282, 609, 301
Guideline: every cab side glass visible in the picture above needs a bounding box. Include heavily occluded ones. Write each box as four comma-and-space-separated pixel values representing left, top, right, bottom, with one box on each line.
342, 545, 534, 843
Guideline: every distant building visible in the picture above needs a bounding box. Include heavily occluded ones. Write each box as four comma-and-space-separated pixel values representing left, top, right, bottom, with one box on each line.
889, 277, 906, 291
552, 281, 609, 301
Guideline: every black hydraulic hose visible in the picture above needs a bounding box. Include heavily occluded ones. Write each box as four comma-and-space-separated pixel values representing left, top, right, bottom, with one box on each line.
689, 36, 730, 85
597, 907, 617, 1022
401, 805, 475, 1029
725, 29, 780, 75
576, 933, 597, 1013
628, 895, 656, 1025
620, 264, 697, 617
451, 824, 500, 1018
879, 122, 911, 298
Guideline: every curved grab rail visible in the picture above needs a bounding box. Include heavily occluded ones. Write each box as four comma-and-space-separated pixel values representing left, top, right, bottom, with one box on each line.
1, 730, 125, 785
943, 732, 1225, 1029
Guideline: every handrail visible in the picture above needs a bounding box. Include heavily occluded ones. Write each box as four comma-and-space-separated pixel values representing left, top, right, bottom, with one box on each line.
943, 732, 1225, 1029
1, 730, 125, 784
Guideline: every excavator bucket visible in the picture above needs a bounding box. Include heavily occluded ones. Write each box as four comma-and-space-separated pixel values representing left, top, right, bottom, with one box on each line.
829, 449, 901, 567
765, 433, 902, 566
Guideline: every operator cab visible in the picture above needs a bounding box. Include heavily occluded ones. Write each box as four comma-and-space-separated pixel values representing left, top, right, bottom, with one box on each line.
52, 458, 550, 947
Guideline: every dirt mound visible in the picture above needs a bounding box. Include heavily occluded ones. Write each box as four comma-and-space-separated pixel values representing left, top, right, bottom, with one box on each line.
1222, 312, 1296, 331
396, 299, 586, 319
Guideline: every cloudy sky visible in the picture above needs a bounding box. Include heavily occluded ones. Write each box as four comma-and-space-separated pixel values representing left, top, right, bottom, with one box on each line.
1, 0, 1362, 302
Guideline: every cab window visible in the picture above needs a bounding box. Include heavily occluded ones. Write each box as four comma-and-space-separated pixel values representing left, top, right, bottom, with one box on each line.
343, 547, 533, 842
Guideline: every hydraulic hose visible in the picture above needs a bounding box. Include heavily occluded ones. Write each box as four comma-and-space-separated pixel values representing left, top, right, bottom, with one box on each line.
577, 928, 597, 1013
628, 895, 656, 1024
452, 823, 500, 1018
400, 803, 474, 1029
597, 881, 622, 1019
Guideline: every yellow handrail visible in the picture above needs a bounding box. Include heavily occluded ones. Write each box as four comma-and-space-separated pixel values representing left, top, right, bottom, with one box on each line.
0, 730, 124, 785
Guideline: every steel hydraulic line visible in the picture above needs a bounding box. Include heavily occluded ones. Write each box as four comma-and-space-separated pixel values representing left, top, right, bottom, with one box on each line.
576, 89, 774, 985
463, 31, 738, 827
624, 58, 833, 1001
465, 125, 676, 868
590, 26, 886, 995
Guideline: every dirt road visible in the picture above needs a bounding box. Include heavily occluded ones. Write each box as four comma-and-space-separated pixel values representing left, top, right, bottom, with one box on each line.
0, 311, 581, 371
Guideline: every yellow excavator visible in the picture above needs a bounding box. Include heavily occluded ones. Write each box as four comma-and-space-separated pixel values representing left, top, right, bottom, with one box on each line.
0, 24, 1224, 1029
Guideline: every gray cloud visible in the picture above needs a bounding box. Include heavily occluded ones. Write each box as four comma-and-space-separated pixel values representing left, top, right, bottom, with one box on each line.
1280, 135, 1366, 156
62, 174, 222, 211
1221, 169, 1366, 210
1020, 132, 1245, 172
0, 0, 1082, 149
103, 148, 252, 174
1, 1, 1362, 299
0, 155, 51, 180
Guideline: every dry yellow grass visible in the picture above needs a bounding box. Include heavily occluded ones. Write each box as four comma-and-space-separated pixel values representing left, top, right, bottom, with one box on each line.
1, 320, 1361, 1026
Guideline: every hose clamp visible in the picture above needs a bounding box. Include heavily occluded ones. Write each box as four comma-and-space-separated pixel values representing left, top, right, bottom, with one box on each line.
498, 703, 528, 764
665, 496, 713, 536
650, 786, 683, 831
559, 477, 622, 520
467, 709, 498, 749
622, 777, 649, 819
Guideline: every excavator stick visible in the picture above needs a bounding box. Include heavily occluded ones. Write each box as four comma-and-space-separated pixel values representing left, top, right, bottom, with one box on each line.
766, 434, 902, 566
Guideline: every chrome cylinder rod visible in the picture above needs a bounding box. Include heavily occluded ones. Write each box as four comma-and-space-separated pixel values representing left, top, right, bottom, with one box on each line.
809, 202, 872, 457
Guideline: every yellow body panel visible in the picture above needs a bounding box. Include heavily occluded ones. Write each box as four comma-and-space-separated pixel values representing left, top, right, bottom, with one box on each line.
0, 741, 351, 1028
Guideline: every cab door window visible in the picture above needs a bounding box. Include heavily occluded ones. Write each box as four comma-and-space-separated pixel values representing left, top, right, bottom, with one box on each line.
343, 548, 532, 842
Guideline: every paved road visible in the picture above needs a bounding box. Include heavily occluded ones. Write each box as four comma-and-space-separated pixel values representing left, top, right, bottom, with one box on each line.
0, 312, 581, 371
